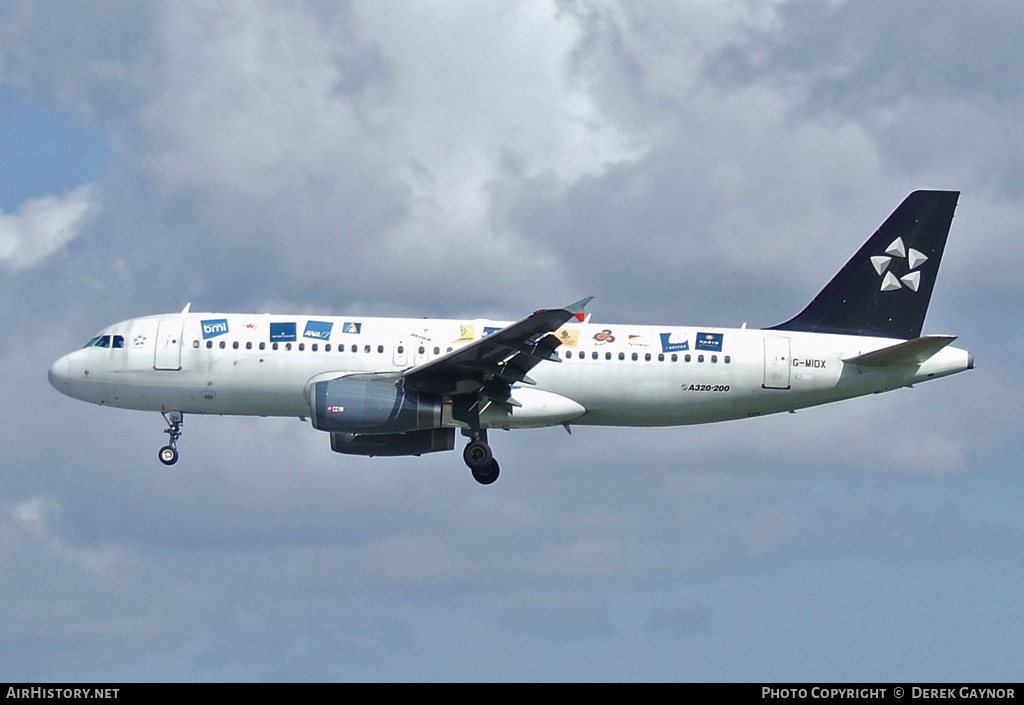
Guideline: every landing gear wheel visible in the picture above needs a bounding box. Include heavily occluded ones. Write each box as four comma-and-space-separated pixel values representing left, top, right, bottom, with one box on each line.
159, 411, 184, 467
472, 459, 500, 485
159, 445, 179, 466
463, 439, 493, 469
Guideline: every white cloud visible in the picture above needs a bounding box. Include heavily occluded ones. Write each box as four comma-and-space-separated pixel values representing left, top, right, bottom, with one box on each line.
0, 184, 99, 269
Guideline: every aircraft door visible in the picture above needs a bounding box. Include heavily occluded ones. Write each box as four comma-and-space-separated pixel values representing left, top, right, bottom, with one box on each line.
127, 319, 159, 371
154, 319, 184, 371
393, 338, 408, 368
413, 341, 429, 366
763, 336, 791, 389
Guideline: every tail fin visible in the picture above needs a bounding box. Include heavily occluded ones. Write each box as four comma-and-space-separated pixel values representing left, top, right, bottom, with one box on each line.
769, 190, 960, 339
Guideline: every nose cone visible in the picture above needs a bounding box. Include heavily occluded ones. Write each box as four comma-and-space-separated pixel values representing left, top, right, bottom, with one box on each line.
48, 355, 71, 394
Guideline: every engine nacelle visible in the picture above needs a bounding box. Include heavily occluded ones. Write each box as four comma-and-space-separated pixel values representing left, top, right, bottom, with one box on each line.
310, 377, 444, 433
330, 428, 455, 456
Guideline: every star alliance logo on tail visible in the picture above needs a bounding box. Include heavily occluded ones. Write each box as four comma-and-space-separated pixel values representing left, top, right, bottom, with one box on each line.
871, 236, 928, 293
660, 333, 689, 352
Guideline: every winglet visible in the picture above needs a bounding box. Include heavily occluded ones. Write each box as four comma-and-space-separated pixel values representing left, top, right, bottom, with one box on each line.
565, 297, 594, 323
181, 303, 192, 314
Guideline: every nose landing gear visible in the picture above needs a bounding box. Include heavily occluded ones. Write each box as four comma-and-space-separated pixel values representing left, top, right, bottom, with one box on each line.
158, 411, 183, 466
463, 432, 499, 485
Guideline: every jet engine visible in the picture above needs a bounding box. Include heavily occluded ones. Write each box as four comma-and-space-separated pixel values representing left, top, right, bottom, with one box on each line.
309, 377, 444, 434
330, 428, 455, 456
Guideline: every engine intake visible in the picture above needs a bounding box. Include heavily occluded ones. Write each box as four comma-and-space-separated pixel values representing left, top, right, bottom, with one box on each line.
310, 377, 443, 433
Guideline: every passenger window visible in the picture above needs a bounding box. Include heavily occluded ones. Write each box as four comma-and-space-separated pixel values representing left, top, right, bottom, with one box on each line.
219, 341, 226, 349
259, 342, 266, 351
434, 347, 440, 355
578, 351, 585, 359
645, 353, 651, 361
398, 345, 405, 354
232, 341, 239, 350
325, 344, 331, 352
311, 343, 318, 352
380, 345, 386, 354
364, 345, 370, 353
592, 351, 598, 360
246, 342, 253, 350
658, 353, 664, 362
711, 355, 717, 363
698, 355, 704, 363
685, 354, 691, 362
207, 341, 213, 349
351, 345, 357, 353
272, 343, 279, 351
724, 356, 731, 364
605, 352, 611, 360
671, 354, 677, 362
286, 343, 292, 351
618, 352, 625, 361
564, 351, 571, 359
193, 340, 200, 348
631, 352, 638, 361
298, 343, 305, 351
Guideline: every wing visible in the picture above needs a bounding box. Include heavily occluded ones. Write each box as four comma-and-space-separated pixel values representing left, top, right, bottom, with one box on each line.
400, 298, 592, 420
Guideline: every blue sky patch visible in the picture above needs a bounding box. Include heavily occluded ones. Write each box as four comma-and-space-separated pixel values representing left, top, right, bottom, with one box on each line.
0, 87, 109, 212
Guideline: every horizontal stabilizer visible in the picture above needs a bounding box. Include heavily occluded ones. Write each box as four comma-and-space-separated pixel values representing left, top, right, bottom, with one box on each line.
843, 335, 957, 367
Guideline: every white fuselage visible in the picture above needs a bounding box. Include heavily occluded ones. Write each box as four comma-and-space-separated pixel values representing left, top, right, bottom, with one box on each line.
48, 312, 973, 431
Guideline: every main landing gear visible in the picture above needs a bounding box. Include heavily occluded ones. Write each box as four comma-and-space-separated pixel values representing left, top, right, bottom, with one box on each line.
158, 411, 183, 466
463, 430, 500, 485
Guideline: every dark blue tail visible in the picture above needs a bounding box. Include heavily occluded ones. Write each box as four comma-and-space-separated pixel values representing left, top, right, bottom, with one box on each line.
769, 190, 960, 339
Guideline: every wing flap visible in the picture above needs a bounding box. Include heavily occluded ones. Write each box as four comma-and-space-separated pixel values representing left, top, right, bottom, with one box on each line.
842, 335, 957, 367
400, 301, 588, 397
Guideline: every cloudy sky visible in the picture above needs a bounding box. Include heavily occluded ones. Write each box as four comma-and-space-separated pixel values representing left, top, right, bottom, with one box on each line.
2, 0, 1022, 682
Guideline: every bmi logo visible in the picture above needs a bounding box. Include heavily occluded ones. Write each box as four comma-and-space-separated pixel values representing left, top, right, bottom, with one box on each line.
201, 319, 229, 339
871, 237, 928, 293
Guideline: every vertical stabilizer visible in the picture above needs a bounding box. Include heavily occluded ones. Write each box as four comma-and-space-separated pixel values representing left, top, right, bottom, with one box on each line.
770, 190, 959, 339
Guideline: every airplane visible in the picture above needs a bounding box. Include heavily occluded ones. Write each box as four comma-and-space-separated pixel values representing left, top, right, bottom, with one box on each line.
48, 190, 973, 484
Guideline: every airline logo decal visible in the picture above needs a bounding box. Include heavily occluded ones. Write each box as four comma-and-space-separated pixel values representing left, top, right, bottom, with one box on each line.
270, 322, 297, 342
342, 322, 362, 334
201, 319, 229, 339
593, 329, 615, 344
871, 236, 928, 293
303, 320, 333, 340
660, 333, 690, 352
554, 328, 580, 348
453, 325, 475, 344
695, 332, 723, 352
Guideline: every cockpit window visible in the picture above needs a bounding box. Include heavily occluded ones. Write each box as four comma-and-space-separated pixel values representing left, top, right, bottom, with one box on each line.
84, 334, 123, 349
